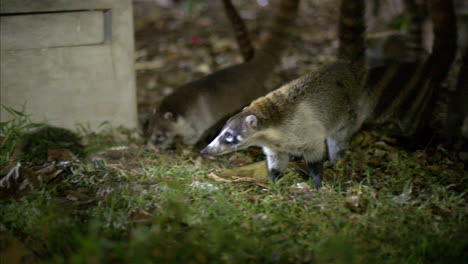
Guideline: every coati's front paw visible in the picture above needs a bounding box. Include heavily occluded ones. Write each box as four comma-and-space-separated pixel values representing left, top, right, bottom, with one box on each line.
312, 175, 322, 189
269, 169, 284, 183
307, 161, 323, 189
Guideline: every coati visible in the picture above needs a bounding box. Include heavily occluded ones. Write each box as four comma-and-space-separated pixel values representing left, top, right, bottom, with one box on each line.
145, 0, 300, 151
202, 0, 368, 189
222, 0, 255, 61
201, 62, 367, 189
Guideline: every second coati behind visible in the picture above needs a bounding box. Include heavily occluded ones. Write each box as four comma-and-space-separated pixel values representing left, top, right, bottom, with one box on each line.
145, 0, 300, 150
202, 0, 368, 189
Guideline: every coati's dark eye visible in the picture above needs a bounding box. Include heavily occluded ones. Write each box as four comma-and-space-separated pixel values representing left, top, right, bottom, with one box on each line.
225, 132, 233, 142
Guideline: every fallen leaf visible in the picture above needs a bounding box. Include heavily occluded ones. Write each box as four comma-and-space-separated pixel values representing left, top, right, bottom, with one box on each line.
208, 173, 270, 189
290, 182, 313, 193
218, 161, 268, 181
230, 177, 270, 188
207, 173, 231, 183
64, 190, 89, 200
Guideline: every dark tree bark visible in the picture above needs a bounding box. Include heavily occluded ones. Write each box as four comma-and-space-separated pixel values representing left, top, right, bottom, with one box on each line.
445, 45, 467, 146
409, 0, 457, 144
364, 0, 458, 147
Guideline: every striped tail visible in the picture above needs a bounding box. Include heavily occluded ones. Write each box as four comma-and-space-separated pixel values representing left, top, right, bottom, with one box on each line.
222, 0, 255, 62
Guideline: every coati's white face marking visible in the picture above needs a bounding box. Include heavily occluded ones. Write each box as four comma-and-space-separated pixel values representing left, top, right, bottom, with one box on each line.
201, 114, 257, 155
146, 111, 196, 151
225, 129, 235, 143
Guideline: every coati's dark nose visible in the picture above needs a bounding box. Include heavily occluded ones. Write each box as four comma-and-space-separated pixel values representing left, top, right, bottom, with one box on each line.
200, 147, 209, 154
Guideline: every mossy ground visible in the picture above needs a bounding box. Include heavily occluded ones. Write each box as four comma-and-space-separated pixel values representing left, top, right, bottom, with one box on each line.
0, 121, 466, 263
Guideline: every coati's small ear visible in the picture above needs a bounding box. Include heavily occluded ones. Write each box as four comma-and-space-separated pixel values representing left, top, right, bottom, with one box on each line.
245, 115, 257, 129
164, 112, 176, 122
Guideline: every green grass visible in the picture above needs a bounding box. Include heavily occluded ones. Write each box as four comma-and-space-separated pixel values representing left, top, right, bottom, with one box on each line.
0, 105, 44, 166
0, 115, 466, 263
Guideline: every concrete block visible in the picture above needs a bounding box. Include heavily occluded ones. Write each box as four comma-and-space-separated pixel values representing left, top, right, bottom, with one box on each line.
0, 0, 137, 131
1, 11, 105, 50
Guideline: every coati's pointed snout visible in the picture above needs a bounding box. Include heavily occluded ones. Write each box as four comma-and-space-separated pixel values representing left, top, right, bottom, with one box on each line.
200, 139, 227, 156
200, 136, 224, 155
200, 147, 209, 155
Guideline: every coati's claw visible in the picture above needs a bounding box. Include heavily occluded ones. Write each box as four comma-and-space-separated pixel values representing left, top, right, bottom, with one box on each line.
200, 147, 208, 154
269, 169, 283, 183
307, 161, 323, 189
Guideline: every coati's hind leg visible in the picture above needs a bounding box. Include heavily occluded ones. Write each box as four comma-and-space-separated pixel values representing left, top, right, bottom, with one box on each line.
263, 147, 289, 182
307, 161, 323, 189
326, 136, 350, 163
303, 144, 326, 189
326, 137, 341, 163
